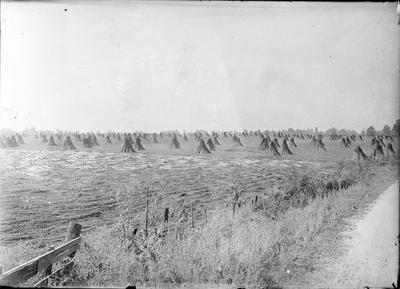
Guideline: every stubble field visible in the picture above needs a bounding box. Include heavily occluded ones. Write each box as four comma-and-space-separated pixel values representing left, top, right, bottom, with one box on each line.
0, 134, 383, 245
0, 133, 398, 287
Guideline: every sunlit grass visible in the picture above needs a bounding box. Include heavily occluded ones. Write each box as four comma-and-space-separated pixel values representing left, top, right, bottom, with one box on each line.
60, 160, 398, 288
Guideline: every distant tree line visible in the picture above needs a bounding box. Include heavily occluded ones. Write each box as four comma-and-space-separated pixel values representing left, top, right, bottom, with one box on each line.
364, 119, 400, 137
6, 119, 400, 137
323, 119, 400, 137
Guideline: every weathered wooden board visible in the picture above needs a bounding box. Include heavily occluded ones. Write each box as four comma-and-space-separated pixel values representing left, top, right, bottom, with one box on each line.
0, 236, 81, 286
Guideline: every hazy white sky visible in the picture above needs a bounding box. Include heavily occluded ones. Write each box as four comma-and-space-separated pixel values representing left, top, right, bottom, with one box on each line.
1, 1, 399, 132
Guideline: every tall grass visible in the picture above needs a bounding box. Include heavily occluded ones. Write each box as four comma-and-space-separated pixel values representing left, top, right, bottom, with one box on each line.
64, 160, 398, 288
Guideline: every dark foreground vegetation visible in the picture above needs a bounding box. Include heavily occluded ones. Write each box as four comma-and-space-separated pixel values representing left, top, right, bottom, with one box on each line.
0, 160, 397, 288
52, 160, 397, 288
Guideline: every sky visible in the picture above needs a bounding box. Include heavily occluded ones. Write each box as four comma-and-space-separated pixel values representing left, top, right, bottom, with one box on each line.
0, 1, 399, 132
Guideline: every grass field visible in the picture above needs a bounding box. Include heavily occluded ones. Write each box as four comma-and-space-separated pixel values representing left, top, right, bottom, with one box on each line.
0, 133, 398, 287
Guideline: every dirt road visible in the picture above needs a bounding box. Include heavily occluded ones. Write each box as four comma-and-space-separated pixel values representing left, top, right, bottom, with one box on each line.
319, 182, 399, 288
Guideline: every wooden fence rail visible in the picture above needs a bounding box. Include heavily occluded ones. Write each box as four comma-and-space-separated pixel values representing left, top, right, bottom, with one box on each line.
0, 222, 82, 287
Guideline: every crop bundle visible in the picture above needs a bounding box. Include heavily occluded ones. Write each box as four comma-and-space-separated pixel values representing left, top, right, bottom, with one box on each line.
312, 136, 327, 152
259, 136, 269, 150
106, 135, 112, 144
196, 138, 211, 154
213, 136, 220, 145
16, 134, 25, 145
289, 137, 297, 148
153, 133, 158, 143
1, 137, 7, 149
83, 136, 94, 148
135, 137, 145, 150
63, 135, 76, 150
235, 136, 243, 147
121, 137, 136, 152
125, 133, 134, 145
206, 138, 216, 151
170, 134, 181, 149
317, 138, 327, 152
281, 139, 294, 155
232, 134, 243, 147
92, 135, 99, 146
41, 134, 48, 143
341, 138, 350, 148
6, 136, 19, 147
354, 145, 368, 160
269, 141, 281, 156
373, 142, 384, 158
273, 138, 280, 148
386, 143, 396, 156
48, 135, 57, 146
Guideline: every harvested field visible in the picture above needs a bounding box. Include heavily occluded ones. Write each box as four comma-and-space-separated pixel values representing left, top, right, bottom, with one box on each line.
0, 135, 386, 246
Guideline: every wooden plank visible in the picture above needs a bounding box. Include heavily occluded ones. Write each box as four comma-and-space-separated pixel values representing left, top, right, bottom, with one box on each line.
41, 245, 55, 287
0, 237, 81, 286
64, 223, 82, 259
36, 244, 79, 273
34, 260, 75, 287
65, 223, 82, 242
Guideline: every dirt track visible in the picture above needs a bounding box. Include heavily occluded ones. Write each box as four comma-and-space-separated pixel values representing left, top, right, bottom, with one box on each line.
320, 182, 399, 287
